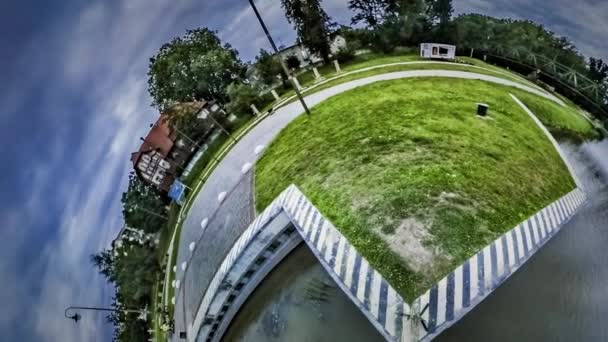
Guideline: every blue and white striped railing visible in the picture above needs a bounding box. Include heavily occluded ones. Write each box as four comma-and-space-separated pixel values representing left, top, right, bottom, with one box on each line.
190, 183, 586, 342
414, 188, 586, 340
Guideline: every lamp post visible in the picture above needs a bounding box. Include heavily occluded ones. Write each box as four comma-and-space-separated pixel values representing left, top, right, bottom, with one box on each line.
64, 306, 149, 323
247, 0, 311, 116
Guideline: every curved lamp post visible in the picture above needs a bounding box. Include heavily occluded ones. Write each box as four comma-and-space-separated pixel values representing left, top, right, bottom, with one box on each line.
64, 306, 149, 324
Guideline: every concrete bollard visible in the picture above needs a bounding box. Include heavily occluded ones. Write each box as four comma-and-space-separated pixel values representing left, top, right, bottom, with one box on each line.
250, 104, 261, 116
290, 76, 303, 91
334, 60, 342, 73
313, 67, 322, 80
271, 89, 280, 101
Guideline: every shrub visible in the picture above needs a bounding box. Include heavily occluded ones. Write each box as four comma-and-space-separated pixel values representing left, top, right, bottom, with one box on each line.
285, 55, 301, 70
226, 82, 273, 116
334, 45, 357, 63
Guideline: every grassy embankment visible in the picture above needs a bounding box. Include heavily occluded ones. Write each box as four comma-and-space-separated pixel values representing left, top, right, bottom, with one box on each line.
153, 53, 598, 333
255, 77, 595, 301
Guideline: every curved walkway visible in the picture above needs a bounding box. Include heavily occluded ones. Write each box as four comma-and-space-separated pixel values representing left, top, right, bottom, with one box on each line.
172, 69, 567, 339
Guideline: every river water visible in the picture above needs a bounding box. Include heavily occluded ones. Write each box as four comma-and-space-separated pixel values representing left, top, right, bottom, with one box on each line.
222, 244, 384, 342
437, 139, 608, 341
223, 140, 607, 342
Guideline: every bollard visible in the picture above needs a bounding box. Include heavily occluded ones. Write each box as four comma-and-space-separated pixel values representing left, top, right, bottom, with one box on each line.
334, 60, 342, 73
250, 104, 261, 116
271, 89, 280, 101
313, 67, 322, 80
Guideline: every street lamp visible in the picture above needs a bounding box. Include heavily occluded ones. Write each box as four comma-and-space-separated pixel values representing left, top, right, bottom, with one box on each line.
247, 0, 311, 116
64, 306, 149, 323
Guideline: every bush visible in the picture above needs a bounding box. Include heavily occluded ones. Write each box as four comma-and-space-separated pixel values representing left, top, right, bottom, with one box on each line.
226, 82, 273, 116
334, 45, 357, 64
285, 55, 301, 70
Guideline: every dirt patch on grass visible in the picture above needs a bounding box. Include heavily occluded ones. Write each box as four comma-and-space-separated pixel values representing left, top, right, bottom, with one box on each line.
378, 218, 437, 273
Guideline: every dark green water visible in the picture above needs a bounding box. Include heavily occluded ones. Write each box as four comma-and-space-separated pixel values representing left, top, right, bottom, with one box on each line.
222, 245, 384, 342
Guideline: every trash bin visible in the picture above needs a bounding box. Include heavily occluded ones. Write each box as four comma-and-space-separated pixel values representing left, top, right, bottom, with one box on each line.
476, 103, 489, 116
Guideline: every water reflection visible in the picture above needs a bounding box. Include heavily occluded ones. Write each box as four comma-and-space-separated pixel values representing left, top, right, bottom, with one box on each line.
438, 139, 608, 341
222, 244, 384, 342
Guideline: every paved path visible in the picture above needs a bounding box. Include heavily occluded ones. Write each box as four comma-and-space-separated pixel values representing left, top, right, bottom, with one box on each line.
172, 69, 567, 339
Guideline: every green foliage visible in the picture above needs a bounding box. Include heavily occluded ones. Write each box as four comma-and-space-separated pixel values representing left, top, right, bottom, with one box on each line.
252, 49, 285, 87
589, 58, 608, 83
121, 173, 167, 233
348, 0, 392, 27
369, 14, 430, 53
256, 78, 579, 299
427, 0, 454, 43
452, 15, 587, 72
92, 241, 160, 341
334, 45, 357, 63
285, 55, 301, 70
226, 82, 272, 116
280, 0, 336, 62
337, 26, 373, 49
147, 28, 245, 110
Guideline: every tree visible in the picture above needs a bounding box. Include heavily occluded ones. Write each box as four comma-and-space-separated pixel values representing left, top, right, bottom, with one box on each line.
164, 102, 216, 143
252, 49, 284, 87
121, 173, 167, 233
286, 55, 301, 70
281, 0, 336, 62
91, 250, 116, 282
225, 82, 272, 116
348, 0, 391, 27
147, 28, 245, 110
589, 58, 608, 83
427, 0, 454, 43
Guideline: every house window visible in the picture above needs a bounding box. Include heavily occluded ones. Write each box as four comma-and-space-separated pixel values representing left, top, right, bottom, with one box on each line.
439, 47, 449, 55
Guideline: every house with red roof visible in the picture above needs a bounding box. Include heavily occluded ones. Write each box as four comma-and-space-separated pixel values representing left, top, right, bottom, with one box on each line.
130, 116, 191, 192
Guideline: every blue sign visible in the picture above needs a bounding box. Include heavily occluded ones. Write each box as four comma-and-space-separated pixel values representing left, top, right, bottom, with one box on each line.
168, 180, 187, 204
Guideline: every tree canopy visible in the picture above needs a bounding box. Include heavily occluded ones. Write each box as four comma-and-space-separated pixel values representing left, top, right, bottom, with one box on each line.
252, 49, 284, 87
121, 173, 167, 233
348, 0, 392, 27
281, 0, 336, 62
147, 28, 245, 110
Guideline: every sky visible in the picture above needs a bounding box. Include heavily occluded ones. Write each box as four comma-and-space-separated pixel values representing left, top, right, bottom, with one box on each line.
0, 0, 606, 341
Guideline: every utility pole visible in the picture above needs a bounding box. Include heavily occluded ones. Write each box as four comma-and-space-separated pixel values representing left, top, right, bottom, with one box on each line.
247, 0, 311, 116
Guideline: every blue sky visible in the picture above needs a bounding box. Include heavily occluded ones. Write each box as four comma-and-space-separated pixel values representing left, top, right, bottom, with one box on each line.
0, 0, 605, 341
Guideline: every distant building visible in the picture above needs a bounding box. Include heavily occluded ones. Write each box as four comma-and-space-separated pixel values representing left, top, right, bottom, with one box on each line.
130, 101, 225, 193
278, 35, 347, 68
130, 116, 182, 192
420, 43, 456, 60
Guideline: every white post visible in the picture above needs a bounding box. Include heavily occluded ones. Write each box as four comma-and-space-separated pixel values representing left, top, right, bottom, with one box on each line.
334, 60, 342, 73
290, 76, 303, 91
271, 89, 280, 101
313, 67, 322, 81
250, 104, 261, 116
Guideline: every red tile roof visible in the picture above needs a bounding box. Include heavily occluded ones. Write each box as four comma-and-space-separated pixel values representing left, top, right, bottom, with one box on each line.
130, 115, 174, 168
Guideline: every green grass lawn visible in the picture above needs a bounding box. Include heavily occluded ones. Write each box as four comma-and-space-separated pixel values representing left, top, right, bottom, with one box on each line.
255, 78, 579, 301
277, 59, 544, 110
515, 91, 600, 142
